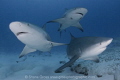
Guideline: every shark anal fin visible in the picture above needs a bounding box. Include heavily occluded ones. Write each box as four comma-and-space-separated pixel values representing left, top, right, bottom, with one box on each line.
55, 55, 79, 73
72, 22, 84, 32
19, 45, 36, 58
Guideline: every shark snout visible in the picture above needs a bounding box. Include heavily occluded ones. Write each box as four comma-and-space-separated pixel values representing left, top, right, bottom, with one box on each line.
9, 21, 28, 36
101, 38, 113, 47
9, 21, 22, 32
9, 21, 21, 28
75, 8, 88, 17
106, 38, 113, 45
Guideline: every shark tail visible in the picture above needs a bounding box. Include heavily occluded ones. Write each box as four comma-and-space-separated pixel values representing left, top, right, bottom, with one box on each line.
47, 18, 65, 24
51, 42, 68, 46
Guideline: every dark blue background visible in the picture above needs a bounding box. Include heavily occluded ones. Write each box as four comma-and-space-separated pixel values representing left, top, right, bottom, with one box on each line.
0, 0, 120, 53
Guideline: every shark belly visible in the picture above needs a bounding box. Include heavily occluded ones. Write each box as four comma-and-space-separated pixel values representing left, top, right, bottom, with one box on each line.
17, 33, 50, 52
62, 18, 78, 28
80, 47, 106, 59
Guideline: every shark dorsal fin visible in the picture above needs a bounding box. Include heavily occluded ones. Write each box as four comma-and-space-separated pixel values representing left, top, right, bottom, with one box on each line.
42, 24, 46, 31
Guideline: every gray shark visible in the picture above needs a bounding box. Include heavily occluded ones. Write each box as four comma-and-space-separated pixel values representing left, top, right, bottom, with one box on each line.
55, 34, 113, 73
45, 8, 88, 32
9, 21, 66, 58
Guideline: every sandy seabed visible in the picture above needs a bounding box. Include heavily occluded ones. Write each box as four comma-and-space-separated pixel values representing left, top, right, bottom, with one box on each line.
0, 38, 120, 80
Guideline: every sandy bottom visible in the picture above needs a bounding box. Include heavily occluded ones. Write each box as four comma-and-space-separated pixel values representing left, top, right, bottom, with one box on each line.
0, 38, 120, 80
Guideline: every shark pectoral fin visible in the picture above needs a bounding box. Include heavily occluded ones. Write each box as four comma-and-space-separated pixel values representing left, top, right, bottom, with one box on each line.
19, 45, 36, 58
85, 56, 99, 63
47, 18, 65, 24
55, 55, 79, 73
72, 22, 84, 32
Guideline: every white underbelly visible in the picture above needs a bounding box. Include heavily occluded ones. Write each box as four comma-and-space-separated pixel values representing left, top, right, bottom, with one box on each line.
80, 47, 106, 59
17, 33, 49, 51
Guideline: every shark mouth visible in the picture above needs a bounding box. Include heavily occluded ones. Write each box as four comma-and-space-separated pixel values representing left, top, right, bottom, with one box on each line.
16, 32, 28, 36
76, 13, 84, 16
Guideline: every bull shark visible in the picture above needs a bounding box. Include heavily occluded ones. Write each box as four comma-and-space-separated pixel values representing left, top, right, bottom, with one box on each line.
55, 34, 113, 73
45, 8, 88, 32
9, 21, 66, 58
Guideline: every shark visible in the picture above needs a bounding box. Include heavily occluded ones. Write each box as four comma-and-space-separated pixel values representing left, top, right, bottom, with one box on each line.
9, 21, 66, 58
45, 8, 88, 32
55, 34, 113, 73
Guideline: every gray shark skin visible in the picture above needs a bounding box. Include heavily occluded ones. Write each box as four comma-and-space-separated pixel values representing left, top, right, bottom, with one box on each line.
9, 21, 67, 58
45, 8, 88, 32
55, 35, 113, 73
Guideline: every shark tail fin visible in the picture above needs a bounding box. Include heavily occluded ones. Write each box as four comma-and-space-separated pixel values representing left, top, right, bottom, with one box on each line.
51, 42, 68, 46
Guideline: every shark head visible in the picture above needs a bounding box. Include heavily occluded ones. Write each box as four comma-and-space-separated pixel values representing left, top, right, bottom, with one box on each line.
97, 37, 113, 48
65, 8, 88, 20
10, 21, 29, 36
9, 21, 50, 42
68, 37, 113, 59
80, 37, 113, 59
9, 21, 44, 37
73, 8, 88, 17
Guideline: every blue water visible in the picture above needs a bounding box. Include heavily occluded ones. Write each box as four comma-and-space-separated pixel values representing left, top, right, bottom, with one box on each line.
0, 0, 120, 53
